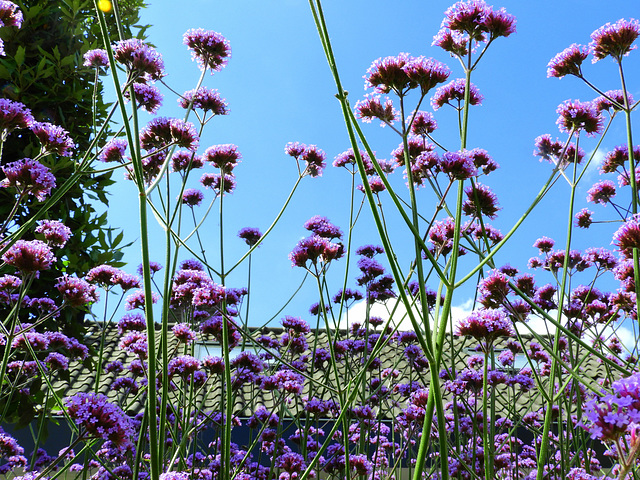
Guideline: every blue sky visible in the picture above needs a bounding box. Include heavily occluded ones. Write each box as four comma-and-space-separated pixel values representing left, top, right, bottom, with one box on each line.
100, 0, 640, 328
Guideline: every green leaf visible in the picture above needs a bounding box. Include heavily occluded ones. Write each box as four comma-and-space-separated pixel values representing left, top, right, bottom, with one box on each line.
14, 45, 25, 67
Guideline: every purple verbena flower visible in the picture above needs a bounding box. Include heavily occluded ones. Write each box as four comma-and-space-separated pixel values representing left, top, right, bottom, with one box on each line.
2, 240, 55, 274
31, 122, 75, 156
45, 352, 69, 371
0, 1, 23, 29
439, 150, 478, 180
65, 393, 134, 449
301, 145, 326, 178
364, 52, 413, 94
355, 93, 398, 126
183, 29, 231, 74
238, 227, 262, 247
594, 90, 635, 113
140, 117, 199, 152
113, 38, 164, 81
282, 315, 310, 335
1, 158, 56, 200
333, 148, 375, 173
172, 323, 197, 344
35, 220, 71, 247
83, 49, 109, 68
289, 235, 344, 268
587, 180, 616, 205
117, 312, 146, 334
179, 87, 228, 114
533, 236, 555, 253
85, 264, 123, 287
200, 172, 236, 194
590, 18, 640, 62
613, 215, 640, 259
431, 78, 483, 110
168, 354, 200, 380
98, 138, 127, 163
556, 99, 603, 137
125, 289, 159, 311
123, 83, 163, 114
332, 287, 363, 304
547, 44, 589, 78
462, 183, 500, 219
119, 331, 148, 359
204, 144, 241, 174
304, 215, 343, 240
56, 275, 99, 307
409, 110, 438, 136
575, 208, 593, 228
402, 56, 451, 96
457, 308, 513, 345
0, 98, 33, 134
181, 188, 204, 207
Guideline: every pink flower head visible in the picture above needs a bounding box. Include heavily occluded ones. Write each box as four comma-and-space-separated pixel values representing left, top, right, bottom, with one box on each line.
556, 99, 603, 137
402, 56, 451, 96
0, 98, 33, 133
200, 172, 236, 195
31, 122, 75, 157
457, 308, 513, 344
183, 28, 231, 74
547, 44, 588, 78
55, 275, 99, 307
284, 141, 306, 158
172, 323, 197, 344
98, 138, 127, 163
600, 144, 640, 174
35, 220, 71, 247
590, 18, 640, 62
113, 38, 164, 81
1, 158, 56, 200
168, 354, 201, 380
181, 188, 204, 207
85, 264, 123, 286
355, 93, 398, 126
123, 83, 163, 114
613, 215, 640, 259
364, 52, 413, 94
83, 49, 109, 68
431, 78, 483, 110
65, 393, 134, 449
179, 87, 228, 114
0, 1, 23, 29
204, 144, 241, 174
238, 227, 262, 247
304, 215, 343, 240
575, 208, 593, 229
409, 111, 438, 136
462, 182, 500, 219
140, 117, 199, 152
333, 148, 375, 174
3, 240, 55, 274
289, 235, 344, 268
434, 0, 515, 54
594, 90, 635, 113
301, 145, 326, 178
125, 289, 159, 311
119, 331, 148, 358
172, 151, 204, 173
587, 180, 616, 205
439, 150, 478, 180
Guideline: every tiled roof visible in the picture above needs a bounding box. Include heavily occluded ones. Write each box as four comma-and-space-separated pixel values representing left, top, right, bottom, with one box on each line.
55, 321, 613, 421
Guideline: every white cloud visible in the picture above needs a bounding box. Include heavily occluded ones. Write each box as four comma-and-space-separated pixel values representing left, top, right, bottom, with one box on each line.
341, 297, 474, 332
